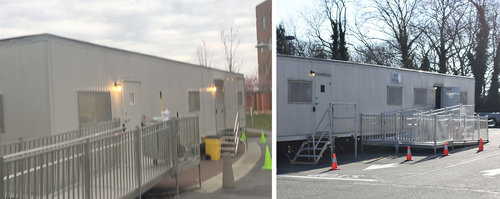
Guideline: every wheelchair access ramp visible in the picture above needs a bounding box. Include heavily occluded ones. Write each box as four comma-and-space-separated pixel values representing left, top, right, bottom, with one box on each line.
361, 104, 488, 153
0, 117, 200, 199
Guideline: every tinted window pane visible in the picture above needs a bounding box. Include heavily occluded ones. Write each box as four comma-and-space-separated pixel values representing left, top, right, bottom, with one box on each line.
289, 80, 312, 103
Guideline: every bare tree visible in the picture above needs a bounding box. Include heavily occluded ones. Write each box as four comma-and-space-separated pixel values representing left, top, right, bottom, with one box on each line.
421, 0, 465, 74
302, 0, 349, 60
468, 0, 490, 111
449, 2, 475, 76
486, 7, 500, 110
371, 0, 423, 69
220, 26, 242, 72
196, 39, 213, 67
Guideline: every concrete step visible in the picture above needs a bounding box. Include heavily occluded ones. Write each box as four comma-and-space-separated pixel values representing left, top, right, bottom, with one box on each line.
222, 142, 235, 147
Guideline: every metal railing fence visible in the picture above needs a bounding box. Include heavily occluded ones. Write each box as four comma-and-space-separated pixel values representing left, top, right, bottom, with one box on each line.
0, 119, 121, 156
177, 117, 201, 171
383, 105, 433, 116
418, 104, 475, 116
361, 113, 488, 153
0, 117, 200, 199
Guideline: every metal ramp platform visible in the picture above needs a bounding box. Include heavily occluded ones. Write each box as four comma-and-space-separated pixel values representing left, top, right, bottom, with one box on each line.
361, 104, 489, 153
0, 117, 201, 199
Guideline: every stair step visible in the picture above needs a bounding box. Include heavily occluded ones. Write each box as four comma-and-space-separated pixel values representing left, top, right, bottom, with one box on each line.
296, 154, 322, 158
291, 161, 317, 165
221, 148, 235, 152
305, 140, 329, 144
301, 147, 325, 150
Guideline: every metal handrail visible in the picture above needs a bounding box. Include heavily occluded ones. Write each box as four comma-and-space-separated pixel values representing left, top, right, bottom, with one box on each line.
233, 112, 240, 155
0, 117, 200, 199
384, 105, 433, 116
0, 119, 121, 156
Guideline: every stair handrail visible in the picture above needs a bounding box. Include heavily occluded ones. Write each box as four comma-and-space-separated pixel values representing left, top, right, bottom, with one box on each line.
312, 108, 330, 157
233, 112, 240, 155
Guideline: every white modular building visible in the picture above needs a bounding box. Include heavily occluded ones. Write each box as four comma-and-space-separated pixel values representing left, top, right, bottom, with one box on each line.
277, 55, 475, 142
0, 34, 245, 143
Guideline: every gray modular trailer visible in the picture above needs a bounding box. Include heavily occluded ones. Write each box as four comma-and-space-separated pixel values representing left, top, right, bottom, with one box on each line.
277, 55, 474, 142
0, 34, 245, 143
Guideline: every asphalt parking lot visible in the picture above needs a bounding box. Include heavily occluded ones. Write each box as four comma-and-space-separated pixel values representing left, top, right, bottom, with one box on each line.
278, 129, 500, 199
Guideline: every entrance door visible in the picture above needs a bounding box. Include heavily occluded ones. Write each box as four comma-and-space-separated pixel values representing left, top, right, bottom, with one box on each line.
435, 86, 442, 109
214, 80, 226, 133
442, 87, 460, 107
123, 81, 142, 129
314, 77, 332, 132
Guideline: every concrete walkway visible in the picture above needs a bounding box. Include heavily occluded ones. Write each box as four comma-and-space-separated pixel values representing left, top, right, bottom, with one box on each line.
196, 141, 262, 193
246, 128, 272, 136
143, 132, 267, 198
181, 137, 272, 199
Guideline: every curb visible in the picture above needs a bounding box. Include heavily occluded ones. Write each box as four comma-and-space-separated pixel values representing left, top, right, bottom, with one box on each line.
195, 141, 262, 193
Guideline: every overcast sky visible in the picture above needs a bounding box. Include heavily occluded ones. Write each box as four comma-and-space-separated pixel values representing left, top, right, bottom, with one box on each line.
0, 0, 261, 77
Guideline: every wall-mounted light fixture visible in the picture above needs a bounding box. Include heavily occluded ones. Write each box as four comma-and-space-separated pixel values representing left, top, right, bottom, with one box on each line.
310, 70, 316, 77
433, 86, 438, 90
114, 82, 122, 92
205, 85, 217, 93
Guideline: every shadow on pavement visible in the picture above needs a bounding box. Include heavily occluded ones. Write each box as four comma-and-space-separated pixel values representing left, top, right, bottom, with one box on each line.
278, 143, 483, 174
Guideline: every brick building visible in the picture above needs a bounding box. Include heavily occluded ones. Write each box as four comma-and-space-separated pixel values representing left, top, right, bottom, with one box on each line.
247, 0, 272, 112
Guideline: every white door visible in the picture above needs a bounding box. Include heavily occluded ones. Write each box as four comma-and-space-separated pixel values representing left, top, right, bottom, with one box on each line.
442, 87, 460, 107
314, 76, 332, 132
214, 79, 226, 133
123, 81, 142, 129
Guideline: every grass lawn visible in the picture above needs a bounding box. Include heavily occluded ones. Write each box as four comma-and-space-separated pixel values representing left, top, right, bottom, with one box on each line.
246, 114, 271, 131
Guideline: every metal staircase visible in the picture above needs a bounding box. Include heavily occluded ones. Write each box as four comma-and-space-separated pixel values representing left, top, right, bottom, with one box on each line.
291, 107, 333, 165
221, 112, 241, 157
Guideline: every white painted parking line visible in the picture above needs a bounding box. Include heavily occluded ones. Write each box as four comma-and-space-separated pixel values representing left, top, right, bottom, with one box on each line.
278, 174, 379, 182
364, 163, 398, 171
481, 168, 500, 177
445, 151, 500, 169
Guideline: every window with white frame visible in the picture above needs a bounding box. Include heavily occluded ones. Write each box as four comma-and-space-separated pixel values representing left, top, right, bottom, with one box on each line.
262, 15, 266, 29
78, 91, 112, 126
188, 91, 200, 112
268, 37, 272, 50
414, 88, 427, 106
129, 92, 135, 105
289, 80, 312, 103
387, 86, 403, 105
460, 92, 467, 104
0, 94, 4, 133
238, 92, 243, 106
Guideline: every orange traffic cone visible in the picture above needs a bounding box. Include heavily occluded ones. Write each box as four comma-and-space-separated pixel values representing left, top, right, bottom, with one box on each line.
330, 153, 340, 170
406, 146, 412, 161
443, 142, 449, 156
478, 138, 484, 151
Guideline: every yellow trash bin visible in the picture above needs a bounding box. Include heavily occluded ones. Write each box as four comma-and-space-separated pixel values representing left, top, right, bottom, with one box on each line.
204, 136, 222, 161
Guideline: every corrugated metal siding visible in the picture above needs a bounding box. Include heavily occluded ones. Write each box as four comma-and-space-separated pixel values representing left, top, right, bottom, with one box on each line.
0, 34, 244, 143
277, 56, 475, 141
47, 38, 243, 137
0, 41, 51, 143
